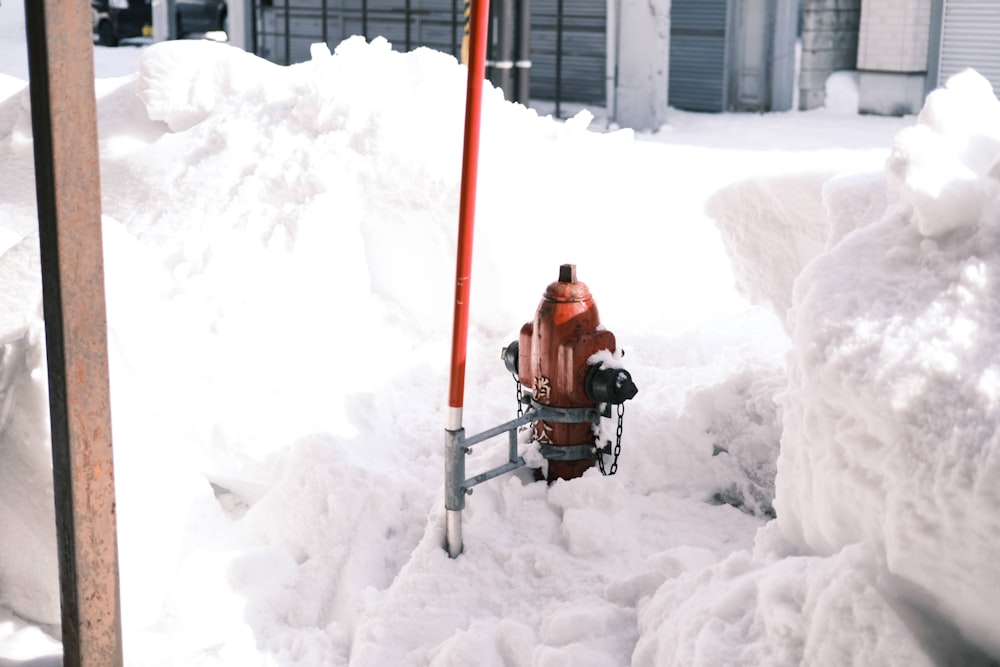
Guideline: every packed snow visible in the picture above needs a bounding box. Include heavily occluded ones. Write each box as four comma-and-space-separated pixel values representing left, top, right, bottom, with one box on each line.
2, 3, 999, 664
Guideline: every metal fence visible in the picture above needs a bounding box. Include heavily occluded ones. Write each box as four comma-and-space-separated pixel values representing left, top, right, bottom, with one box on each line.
250, 0, 606, 110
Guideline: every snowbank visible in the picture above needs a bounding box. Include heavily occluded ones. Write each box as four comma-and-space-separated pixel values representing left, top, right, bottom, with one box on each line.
675, 69, 1000, 663
824, 71, 860, 115
706, 172, 831, 323
0, 237, 58, 624
779, 68, 1000, 657
0, 36, 789, 663
635, 538, 940, 666
9, 15, 988, 663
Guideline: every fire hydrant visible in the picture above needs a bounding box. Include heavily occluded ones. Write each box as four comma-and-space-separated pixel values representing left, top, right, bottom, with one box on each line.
502, 264, 637, 481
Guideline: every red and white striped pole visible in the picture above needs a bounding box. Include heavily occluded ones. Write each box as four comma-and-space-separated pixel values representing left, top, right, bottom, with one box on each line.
445, 0, 490, 558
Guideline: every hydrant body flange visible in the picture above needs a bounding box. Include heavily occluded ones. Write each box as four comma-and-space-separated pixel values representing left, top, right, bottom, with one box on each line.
517, 265, 617, 481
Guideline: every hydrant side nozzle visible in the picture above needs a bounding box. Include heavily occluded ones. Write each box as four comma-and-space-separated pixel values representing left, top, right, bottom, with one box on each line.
585, 365, 638, 405
501, 341, 519, 375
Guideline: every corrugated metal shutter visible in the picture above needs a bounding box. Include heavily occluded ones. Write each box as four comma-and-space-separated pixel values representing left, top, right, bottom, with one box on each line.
255, 0, 605, 105
255, 0, 464, 66
530, 0, 606, 105
938, 0, 1000, 95
669, 0, 728, 112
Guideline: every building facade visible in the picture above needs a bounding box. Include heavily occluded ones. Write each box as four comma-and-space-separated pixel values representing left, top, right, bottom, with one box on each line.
236, 0, 801, 129
801, 0, 1000, 114
226, 0, 1000, 126
856, 0, 934, 114
798, 0, 861, 110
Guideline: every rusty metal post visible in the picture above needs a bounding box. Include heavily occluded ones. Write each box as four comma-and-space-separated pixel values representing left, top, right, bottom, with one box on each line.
23, 0, 125, 665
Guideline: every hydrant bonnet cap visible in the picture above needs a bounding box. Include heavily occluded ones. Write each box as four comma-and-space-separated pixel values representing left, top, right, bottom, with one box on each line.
545, 264, 591, 303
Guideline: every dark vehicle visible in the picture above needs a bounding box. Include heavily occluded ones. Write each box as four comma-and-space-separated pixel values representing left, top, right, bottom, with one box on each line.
93, 0, 152, 46
174, 0, 228, 37
92, 0, 227, 47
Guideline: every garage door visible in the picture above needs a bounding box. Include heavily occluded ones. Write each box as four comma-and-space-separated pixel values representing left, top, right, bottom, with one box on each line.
937, 0, 1000, 94
253, 0, 605, 106
253, 0, 464, 66
668, 0, 729, 111
530, 0, 606, 105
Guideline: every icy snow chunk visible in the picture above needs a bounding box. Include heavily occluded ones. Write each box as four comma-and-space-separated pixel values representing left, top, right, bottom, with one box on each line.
823, 70, 859, 114
821, 170, 889, 249
632, 543, 985, 666
0, 335, 58, 625
0, 236, 58, 626
310, 42, 332, 60
887, 70, 1000, 237
707, 172, 830, 323
0, 73, 25, 103
138, 40, 280, 132
696, 366, 784, 518
565, 108, 594, 132
0, 236, 40, 343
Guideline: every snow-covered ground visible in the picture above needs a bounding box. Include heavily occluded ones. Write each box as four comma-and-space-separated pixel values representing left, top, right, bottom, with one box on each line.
2, 2, 999, 665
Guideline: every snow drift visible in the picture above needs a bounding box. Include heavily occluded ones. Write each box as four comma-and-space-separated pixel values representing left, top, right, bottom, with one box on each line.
673, 69, 1000, 664
1, 36, 788, 664
779, 69, 1000, 657
4, 16, 996, 662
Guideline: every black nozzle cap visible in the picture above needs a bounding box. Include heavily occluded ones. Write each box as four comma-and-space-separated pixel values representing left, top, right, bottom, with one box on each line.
585, 366, 638, 405
501, 341, 520, 375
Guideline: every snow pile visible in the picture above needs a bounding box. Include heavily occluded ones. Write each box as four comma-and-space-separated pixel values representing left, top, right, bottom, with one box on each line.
640, 69, 1000, 664
0, 36, 791, 663
635, 538, 944, 666
680, 364, 784, 517
887, 71, 1000, 236
706, 172, 831, 322
0, 238, 59, 624
823, 70, 860, 115
780, 68, 1000, 656
10, 6, 989, 661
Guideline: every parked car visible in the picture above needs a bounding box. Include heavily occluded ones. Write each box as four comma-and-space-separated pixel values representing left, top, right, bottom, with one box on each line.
175, 0, 227, 37
92, 0, 227, 47
93, 0, 151, 46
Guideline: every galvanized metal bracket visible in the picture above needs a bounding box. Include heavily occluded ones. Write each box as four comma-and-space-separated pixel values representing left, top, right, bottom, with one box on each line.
538, 442, 610, 461
445, 395, 606, 509
445, 391, 611, 556
526, 398, 604, 425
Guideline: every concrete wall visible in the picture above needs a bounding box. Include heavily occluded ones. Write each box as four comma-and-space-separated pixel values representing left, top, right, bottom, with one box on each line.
799, 0, 861, 110
771, 0, 801, 111
856, 0, 932, 115
857, 0, 931, 71
228, 0, 250, 51
153, 0, 247, 46
614, 0, 670, 131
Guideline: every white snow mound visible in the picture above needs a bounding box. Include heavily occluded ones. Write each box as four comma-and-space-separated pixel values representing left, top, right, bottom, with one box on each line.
660, 69, 1000, 664
778, 69, 1000, 657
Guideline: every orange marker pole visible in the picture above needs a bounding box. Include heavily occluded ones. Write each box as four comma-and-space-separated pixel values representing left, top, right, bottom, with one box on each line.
445, 0, 490, 558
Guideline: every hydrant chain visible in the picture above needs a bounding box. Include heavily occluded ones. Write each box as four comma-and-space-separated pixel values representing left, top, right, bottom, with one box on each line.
514, 374, 525, 420
597, 403, 625, 476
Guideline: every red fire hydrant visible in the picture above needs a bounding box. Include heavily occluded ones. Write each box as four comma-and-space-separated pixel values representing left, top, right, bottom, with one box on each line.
503, 264, 637, 481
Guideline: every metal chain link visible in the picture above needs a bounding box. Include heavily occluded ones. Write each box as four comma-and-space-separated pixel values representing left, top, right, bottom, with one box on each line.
597, 403, 625, 476
513, 374, 524, 419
